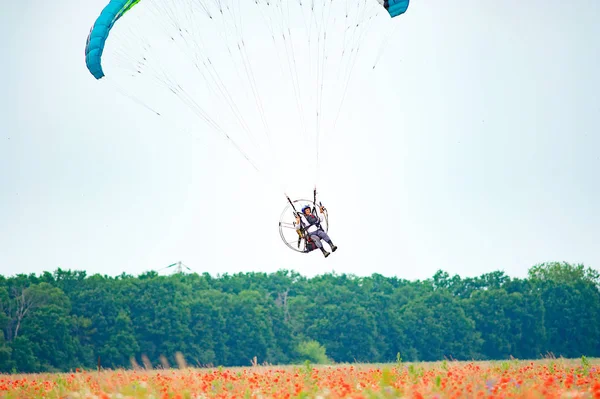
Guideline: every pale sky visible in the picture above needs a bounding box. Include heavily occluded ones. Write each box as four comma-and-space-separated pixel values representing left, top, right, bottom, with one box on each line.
1, 0, 599, 281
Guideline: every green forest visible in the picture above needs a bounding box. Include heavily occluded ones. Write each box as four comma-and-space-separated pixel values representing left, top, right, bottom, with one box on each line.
0, 261, 598, 374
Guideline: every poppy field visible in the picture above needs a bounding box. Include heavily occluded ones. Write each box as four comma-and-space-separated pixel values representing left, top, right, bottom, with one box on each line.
1, 358, 599, 398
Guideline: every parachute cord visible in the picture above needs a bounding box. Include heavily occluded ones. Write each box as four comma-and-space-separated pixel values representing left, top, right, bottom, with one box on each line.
158, 0, 274, 170
182, 19, 256, 142
372, 22, 399, 69
252, 0, 308, 173
335, 0, 370, 86
333, 1, 379, 129
149, 64, 267, 174
252, 0, 287, 82
168, 0, 266, 161
118, 0, 265, 168
105, 78, 161, 116
96, 0, 389, 200
173, 86, 263, 173
238, 39, 273, 147
222, 0, 283, 178
228, 0, 274, 148
103, 74, 263, 175
204, 5, 269, 163
314, 0, 334, 186
282, 0, 309, 152
120, 81, 292, 197
188, 0, 289, 193
260, 0, 309, 161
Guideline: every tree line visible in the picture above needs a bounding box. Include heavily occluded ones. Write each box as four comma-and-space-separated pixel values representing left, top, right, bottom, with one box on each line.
0, 261, 598, 373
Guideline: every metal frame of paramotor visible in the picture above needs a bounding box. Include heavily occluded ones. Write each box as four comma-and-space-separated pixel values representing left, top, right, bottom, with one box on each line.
278, 198, 329, 253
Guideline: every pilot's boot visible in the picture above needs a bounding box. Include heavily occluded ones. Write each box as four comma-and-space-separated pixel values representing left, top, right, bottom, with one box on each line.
327, 241, 338, 252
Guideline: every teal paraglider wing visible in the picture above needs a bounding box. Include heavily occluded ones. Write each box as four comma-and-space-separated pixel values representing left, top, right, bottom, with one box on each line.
85, 0, 142, 79
379, 0, 409, 17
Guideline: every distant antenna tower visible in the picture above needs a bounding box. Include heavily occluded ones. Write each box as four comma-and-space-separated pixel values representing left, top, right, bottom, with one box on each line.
160, 261, 192, 274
